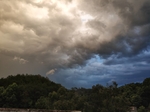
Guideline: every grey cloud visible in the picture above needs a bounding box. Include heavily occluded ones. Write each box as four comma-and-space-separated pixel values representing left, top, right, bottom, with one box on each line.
48, 50, 150, 88
13, 56, 28, 64
132, 1, 150, 26
1, 0, 149, 65
103, 49, 150, 65
74, 0, 150, 59
0, 0, 150, 86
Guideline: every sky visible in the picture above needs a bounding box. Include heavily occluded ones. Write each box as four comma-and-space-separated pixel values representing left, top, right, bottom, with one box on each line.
0, 0, 150, 88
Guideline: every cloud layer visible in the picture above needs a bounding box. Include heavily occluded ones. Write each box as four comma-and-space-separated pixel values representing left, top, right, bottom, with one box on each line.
0, 0, 150, 88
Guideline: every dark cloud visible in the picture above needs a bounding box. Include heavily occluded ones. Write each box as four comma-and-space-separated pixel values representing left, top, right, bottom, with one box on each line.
0, 0, 150, 88
103, 48, 150, 65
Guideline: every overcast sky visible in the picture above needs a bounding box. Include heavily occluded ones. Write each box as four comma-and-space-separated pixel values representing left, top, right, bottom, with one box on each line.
0, 0, 150, 88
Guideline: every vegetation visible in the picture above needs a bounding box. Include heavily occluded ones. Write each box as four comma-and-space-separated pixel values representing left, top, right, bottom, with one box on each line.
0, 74, 150, 112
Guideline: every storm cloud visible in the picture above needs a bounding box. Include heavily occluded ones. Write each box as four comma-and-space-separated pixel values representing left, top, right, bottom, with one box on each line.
0, 0, 150, 88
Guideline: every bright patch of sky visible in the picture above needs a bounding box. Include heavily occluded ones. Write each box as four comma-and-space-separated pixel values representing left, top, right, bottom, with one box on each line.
86, 54, 104, 66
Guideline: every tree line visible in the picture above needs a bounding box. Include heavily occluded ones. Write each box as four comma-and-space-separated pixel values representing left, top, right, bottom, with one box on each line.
0, 74, 150, 112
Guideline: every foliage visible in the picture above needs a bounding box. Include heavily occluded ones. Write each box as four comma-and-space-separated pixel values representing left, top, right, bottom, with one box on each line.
0, 74, 150, 112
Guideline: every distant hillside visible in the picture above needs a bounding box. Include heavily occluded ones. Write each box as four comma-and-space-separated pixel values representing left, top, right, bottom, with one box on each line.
0, 74, 62, 108
0, 74, 61, 88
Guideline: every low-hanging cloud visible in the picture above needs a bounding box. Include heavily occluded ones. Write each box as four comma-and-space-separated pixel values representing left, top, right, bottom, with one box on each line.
13, 56, 28, 64
46, 69, 57, 76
